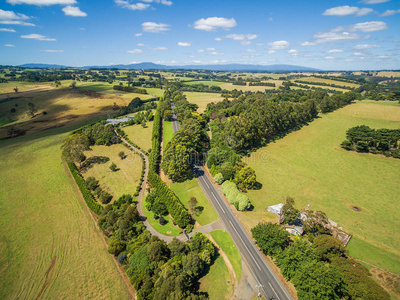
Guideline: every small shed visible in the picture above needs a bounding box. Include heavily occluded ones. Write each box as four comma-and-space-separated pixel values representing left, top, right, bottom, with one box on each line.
267, 203, 284, 216
284, 225, 304, 236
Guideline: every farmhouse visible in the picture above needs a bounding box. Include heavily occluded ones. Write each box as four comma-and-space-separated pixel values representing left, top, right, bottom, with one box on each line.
105, 114, 135, 126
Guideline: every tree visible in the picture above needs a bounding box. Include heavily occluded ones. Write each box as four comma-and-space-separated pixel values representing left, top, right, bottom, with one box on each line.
108, 237, 125, 256
70, 81, 77, 89
213, 173, 224, 185
14, 86, 18, 93
313, 235, 347, 261
100, 190, 113, 204
110, 162, 117, 172
303, 210, 329, 235
118, 151, 125, 160
61, 133, 90, 169
147, 240, 168, 262
168, 238, 186, 256
188, 197, 198, 213
281, 196, 300, 224
27, 102, 37, 117
237, 166, 257, 190
251, 222, 290, 257
293, 261, 345, 300
85, 177, 99, 190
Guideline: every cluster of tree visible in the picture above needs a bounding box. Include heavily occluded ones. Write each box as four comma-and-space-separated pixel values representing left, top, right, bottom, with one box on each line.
294, 79, 354, 90
115, 97, 158, 118
113, 85, 148, 94
251, 222, 389, 300
67, 163, 102, 214
220, 181, 251, 211
125, 232, 215, 300
162, 118, 210, 181
5, 70, 74, 82
120, 110, 154, 128
341, 125, 400, 158
98, 195, 144, 249
147, 170, 191, 229
73, 122, 116, 146
248, 82, 276, 87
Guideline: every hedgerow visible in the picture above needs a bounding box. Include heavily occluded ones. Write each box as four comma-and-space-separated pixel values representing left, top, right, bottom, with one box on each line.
67, 162, 102, 214
221, 181, 251, 211
149, 100, 162, 173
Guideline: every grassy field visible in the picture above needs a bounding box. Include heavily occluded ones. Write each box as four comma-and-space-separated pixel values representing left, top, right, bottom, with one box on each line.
0, 81, 50, 94
0, 126, 130, 299
184, 80, 226, 86
170, 178, 218, 226
81, 144, 142, 203
183, 92, 224, 113
163, 121, 173, 148
242, 100, 400, 274
210, 230, 241, 281
199, 253, 233, 300
123, 121, 154, 153
142, 204, 182, 236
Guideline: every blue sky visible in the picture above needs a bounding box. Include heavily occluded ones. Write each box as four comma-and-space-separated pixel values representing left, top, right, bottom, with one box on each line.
0, 0, 399, 70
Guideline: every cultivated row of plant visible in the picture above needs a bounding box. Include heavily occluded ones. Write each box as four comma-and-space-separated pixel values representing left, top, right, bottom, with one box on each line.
147, 170, 191, 229
341, 125, 400, 158
149, 100, 162, 173
67, 162, 102, 214
113, 85, 148, 94
248, 82, 276, 87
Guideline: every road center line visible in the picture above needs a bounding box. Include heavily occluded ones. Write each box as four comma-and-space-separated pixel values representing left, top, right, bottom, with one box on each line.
268, 282, 281, 300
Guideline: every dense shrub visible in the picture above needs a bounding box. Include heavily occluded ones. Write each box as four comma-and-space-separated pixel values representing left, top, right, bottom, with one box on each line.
100, 190, 113, 204
67, 163, 102, 214
113, 85, 148, 94
214, 173, 225, 185
221, 181, 251, 211
85, 176, 99, 190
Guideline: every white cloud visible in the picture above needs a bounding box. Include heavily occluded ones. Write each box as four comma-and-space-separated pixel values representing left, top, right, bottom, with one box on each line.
127, 49, 143, 54
41, 49, 64, 52
246, 49, 256, 52
142, 0, 173, 5
20, 33, 56, 41
197, 49, 204, 53
360, 0, 389, 4
314, 31, 361, 43
178, 42, 191, 47
353, 44, 380, 49
328, 49, 344, 53
300, 41, 316, 46
353, 52, 363, 56
142, 22, 169, 33
209, 51, 223, 55
115, 0, 150, 10
193, 17, 236, 31
323, 6, 373, 17
134, 33, 142, 37
268, 40, 290, 49
380, 9, 400, 17
79, 27, 85, 30
268, 50, 275, 54
0, 9, 35, 26
137, 43, 146, 46
4, 44, 15, 47
206, 48, 215, 51
0, 20, 35, 26
325, 56, 335, 60
0, 28, 16, 32
288, 49, 297, 53
62, 6, 87, 17
6, 0, 76, 5
350, 21, 387, 32
150, 46, 168, 50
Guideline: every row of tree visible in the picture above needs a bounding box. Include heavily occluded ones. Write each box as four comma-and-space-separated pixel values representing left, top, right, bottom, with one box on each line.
113, 85, 148, 94
149, 101, 162, 173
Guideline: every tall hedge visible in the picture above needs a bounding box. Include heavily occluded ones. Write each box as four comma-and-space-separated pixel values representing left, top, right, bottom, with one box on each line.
221, 181, 251, 211
147, 170, 191, 228
149, 100, 162, 173
67, 162, 102, 215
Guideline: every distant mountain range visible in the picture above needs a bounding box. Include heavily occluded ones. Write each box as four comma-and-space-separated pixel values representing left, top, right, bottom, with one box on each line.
18, 62, 320, 72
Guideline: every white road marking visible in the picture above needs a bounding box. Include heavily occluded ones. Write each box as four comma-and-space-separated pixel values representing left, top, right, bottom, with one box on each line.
229, 221, 261, 270
268, 282, 281, 300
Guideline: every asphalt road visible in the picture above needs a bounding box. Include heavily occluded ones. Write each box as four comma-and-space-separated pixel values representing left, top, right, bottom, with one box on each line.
170, 100, 293, 300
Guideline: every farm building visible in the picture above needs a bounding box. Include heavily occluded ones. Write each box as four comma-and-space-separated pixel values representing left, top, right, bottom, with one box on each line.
105, 114, 134, 126
268, 203, 284, 216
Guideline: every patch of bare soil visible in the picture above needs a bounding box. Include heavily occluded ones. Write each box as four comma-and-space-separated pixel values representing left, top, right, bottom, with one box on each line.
371, 268, 400, 298
35, 257, 56, 300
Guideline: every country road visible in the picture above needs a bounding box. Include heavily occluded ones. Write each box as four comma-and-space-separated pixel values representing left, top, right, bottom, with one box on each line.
170, 100, 293, 300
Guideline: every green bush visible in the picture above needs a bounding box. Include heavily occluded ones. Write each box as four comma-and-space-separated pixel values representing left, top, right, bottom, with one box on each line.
221, 181, 252, 211
100, 190, 113, 204
213, 173, 224, 185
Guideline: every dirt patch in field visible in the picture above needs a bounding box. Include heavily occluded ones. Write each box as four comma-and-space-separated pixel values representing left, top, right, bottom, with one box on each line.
371, 268, 400, 298
35, 256, 56, 300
